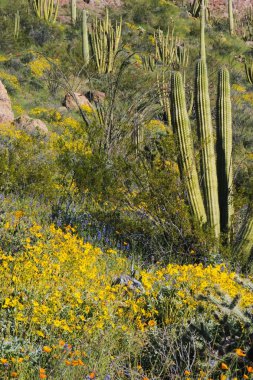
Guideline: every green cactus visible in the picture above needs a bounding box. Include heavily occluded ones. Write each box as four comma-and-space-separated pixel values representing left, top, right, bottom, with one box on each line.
71, 0, 76, 25
154, 27, 177, 66
195, 59, 220, 239
171, 71, 207, 225
228, 0, 234, 35
157, 72, 171, 127
235, 213, 253, 266
14, 10, 20, 39
142, 55, 156, 72
245, 60, 253, 85
216, 68, 233, 237
90, 8, 122, 74
200, 0, 206, 61
189, 0, 209, 19
31, 0, 59, 23
82, 10, 89, 67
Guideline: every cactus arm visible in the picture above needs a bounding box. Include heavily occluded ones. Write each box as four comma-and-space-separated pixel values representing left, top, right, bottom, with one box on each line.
200, 0, 206, 61
171, 71, 207, 225
71, 0, 76, 25
195, 59, 220, 238
53, 0, 59, 23
82, 10, 90, 67
228, 0, 234, 35
245, 61, 253, 84
216, 68, 233, 236
234, 214, 253, 266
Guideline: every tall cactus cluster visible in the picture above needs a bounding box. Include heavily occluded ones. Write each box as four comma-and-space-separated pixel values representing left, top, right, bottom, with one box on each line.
171, 0, 252, 263
31, 0, 59, 23
89, 8, 122, 74
171, 0, 232, 241
154, 27, 177, 66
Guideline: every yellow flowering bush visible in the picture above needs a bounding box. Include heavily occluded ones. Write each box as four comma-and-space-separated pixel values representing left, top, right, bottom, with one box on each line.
28, 57, 51, 77
0, 71, 20, 91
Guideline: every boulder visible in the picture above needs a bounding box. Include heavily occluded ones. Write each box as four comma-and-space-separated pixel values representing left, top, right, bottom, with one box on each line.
0, 80, 14, 124
14, 115, 48, 136
85, 90, 105, 103
62, 92, 92, 110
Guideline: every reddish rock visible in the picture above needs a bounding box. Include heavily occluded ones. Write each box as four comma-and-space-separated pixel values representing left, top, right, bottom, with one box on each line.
14, 115, 48, 136
63, 92, 92, 110
85, 90, 105, 103
0, 80, 14, 124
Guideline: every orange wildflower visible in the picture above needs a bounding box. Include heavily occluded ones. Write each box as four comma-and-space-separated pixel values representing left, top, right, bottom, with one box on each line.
221, 363, 229, 370
184, 370, 191, 375
42, 346, 52, 353
235, 348, 246, 357
10, 373, 18, 378
89, 372, 96, 379
39, 375, 47, 380
247, 366, 253, 373
243, 375, 249, 379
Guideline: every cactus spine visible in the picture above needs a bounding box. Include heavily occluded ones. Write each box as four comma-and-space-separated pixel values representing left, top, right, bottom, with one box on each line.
216, 68, 233, 236
32, 0, 59, 23
171, 72, 207, 225
14, 10, 20, 38
82, 10, 90, 66
71, 0, 76, 25
228, 0, 234, 35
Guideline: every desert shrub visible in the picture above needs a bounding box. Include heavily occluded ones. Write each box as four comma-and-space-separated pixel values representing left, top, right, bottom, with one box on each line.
0, 124, 59, 197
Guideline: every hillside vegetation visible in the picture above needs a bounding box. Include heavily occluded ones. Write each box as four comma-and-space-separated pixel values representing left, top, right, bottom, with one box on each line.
0, 0, 253, 379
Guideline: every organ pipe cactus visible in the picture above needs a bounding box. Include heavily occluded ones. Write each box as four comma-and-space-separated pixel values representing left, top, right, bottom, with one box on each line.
235, 213, 253, 266
228, 0, 234, 35
90, 8, 122, 74
171, 71, 207, 225
31, 0, 59, 23
154, 27, 177, 66
216, 68, 233, 236
195, 59, 220, 239
14, 10, 20, 38
157, 71, 171, 127
82, 10, 90, 66
200, 0, 206, 61
71, 0, 76, 25
245, 61, 253, 85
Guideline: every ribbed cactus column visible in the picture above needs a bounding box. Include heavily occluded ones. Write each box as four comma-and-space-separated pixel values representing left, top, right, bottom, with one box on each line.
82, 10, 90, 66
228, 0, 234, 35
195, 59, 220, 238
171, 71, 207, 225
200, 0, 206, 61
245, 61, 253, 84
71, 0, 76, 25
216, 68, 233, 236
235, 214, 253, 266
